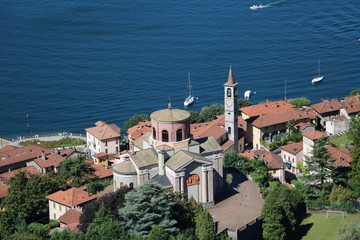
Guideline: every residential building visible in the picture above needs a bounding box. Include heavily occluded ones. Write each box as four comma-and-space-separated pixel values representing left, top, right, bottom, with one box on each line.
311, 99, 341, 128
302, 131, 328, 160
339, 95, 360, 117
58, 209, 82, 231
326, 146, 352, 169
0, 144, 51, 173
85, 121, 121, 156
325, 115, 350, 136
46, 186, 98, 220
239, 150, 285, 183
280, 141, 303, 174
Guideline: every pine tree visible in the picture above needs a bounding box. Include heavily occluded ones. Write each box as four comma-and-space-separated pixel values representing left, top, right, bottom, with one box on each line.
118, 181, 178, 237
194, 206, 215, 240
301, 137, 334, 199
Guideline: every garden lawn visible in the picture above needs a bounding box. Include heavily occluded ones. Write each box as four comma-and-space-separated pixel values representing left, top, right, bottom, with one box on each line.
292, 213, 359, 240
329, 133, 353, 148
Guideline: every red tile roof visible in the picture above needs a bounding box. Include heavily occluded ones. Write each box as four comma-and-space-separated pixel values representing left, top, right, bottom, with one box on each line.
340, 95, 360, 114
58, 209, 81, 226
311, 99, 341, 114
221, 140, 234, 151
280, 141, 303, 155
46, 186, 97, 207
327, 146, 352, 168
295, 122, 313, 131
252, 108, 316, 128
240, 100, 295, 118
127, 120, 152, 140
0, 166, 40, 183
93, 152, 108, 158
0, 145, 17, 154
239, 150, 285, 169
0, 145, 51, 168
91, 164, 113, 179
331, 115, 349, 121
86, 121, 121, 140
302, 131, 328, 141
34, 154, 65, 169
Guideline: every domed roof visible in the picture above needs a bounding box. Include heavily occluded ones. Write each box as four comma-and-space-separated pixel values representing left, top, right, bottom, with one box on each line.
113, 161, 136, 175
151, 105, 190, 122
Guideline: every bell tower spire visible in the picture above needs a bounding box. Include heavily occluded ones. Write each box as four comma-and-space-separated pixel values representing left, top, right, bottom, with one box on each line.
224, 66, 239, 151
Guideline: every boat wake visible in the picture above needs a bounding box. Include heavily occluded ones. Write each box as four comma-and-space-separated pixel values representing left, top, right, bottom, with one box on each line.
250, 0, 285, 10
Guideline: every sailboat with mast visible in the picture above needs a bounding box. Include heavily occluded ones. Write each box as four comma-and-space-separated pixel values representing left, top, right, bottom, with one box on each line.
184, 71, 196, 107
312, 59, 324, 84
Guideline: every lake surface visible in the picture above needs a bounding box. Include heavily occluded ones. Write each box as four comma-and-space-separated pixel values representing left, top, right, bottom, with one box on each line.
0, 0, 359, 139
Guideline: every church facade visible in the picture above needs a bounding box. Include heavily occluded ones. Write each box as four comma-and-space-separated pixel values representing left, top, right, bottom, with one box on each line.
112, 67, 238, 205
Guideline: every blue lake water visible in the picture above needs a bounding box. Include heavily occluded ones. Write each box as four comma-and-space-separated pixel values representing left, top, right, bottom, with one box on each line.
0, 0, 359, 139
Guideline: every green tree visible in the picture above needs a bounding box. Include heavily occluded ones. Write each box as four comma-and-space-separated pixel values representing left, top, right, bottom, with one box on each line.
288, 97, 311, 108
285, 119, 296, 132
349, 89, 360, 96
301, 137, 334, 199
59, 155, 96, 187
237, 98, 251, 109
124, 114, 150, 130
199, 104, 224, 122
86, 205, 130, 240
79, 187, 130, 232
189, 111, 201, 124
195, 206, 216, 240
329, 185, 358, 202
338, 222, 360, 240
119, 181, 178, 237
347, 115, 360, 194
262, 185, 306, 240
2, 171, 60, 223
148, 226, 168, 240
50, 230, 83, 240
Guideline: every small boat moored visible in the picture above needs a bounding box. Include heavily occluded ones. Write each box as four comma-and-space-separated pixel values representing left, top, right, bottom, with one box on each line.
311, 59, 324, 84
250, 4, 263, 10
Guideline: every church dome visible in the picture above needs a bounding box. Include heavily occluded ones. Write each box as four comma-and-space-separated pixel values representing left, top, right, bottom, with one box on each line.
150, 107, 190, 123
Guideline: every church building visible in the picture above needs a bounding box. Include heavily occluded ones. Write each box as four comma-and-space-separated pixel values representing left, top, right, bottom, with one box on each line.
112, 67, 239, 206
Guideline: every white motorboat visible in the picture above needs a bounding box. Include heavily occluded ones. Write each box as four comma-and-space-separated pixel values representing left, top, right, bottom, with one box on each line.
250, 4, 263, 10
184, 72, 196, 107
311, 59, 324, 84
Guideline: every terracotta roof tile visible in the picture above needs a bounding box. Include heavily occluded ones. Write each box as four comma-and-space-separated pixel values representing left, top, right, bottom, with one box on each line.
252, 108, 316, 128
239, 150, 285, 169
0, 145, 51, 168
85, 121, 121, 140
221, 140, 234, 151
91, 164, 113, 179
340, 95, 360, 114
93, 152, 108, 158
331, 115, 349, 121
240, 100, 295, 118
46, 186, 97, 207
0, 145, 17, 154
58, 209, 81, 226
127, 120, 152, 140
326, 146, 352, 168
0, 166, 40, 183
311, 99, 341, 114
302, 131, 328, 141
34, 154, 65, 169
295, 122, 313, 131
280, 141, 303, 155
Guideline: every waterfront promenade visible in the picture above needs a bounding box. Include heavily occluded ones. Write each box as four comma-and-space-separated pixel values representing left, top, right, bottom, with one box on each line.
0, 132, 86, 148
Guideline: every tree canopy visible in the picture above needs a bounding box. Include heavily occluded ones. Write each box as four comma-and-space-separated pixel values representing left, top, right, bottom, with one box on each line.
59, 156, 96, 187
124, 114, 150, 130
288, 97, 311, 108
118, 181, 178, 237
301, 137, 334, 199
349, 89, 360, 96
199, 104, 224, 122
237, 98, 251, 109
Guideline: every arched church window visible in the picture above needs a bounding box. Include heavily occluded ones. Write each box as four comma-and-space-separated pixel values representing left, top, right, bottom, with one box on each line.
129, 182, 134, 189
176, 129, 183, 141
152, 127, 156, 139
162, 130, 169, 142
227, 88, 232, 97
120, 182, 125, 188
228, 127, 231, 134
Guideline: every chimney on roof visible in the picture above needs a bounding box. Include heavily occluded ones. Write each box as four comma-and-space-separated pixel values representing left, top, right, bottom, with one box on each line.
41, 150, 46, 160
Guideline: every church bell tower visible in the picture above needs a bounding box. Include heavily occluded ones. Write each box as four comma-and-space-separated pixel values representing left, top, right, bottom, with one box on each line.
224, 67, 238, 151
